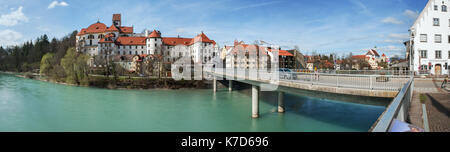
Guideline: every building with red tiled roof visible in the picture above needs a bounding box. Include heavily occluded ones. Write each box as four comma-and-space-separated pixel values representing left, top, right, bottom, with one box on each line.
76, 14, 219, 68
223, 40, 295, 69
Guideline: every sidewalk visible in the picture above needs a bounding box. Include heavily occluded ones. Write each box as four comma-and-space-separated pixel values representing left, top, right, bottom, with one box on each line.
423, 93, 450, 132
408, 79, 450, 132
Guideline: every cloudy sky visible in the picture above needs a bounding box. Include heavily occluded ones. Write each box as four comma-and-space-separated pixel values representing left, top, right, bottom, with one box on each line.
0, 0, 427, 57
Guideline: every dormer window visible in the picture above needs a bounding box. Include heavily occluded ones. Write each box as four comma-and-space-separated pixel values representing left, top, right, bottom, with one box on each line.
442, 5, 447, 12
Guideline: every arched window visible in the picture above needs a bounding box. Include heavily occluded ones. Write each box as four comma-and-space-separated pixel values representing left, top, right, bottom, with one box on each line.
442, 5, 447, 12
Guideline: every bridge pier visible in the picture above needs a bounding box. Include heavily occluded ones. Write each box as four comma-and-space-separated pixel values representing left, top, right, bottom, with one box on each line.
252, 85, 260, 118
213, 77, 217, 93
278, 92, 285, 113
229, 80, 233, 91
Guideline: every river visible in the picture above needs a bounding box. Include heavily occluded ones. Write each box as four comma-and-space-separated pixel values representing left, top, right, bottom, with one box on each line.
0, 73, 390, 132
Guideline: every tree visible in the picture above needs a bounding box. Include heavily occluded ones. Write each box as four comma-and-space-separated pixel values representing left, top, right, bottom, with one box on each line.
61, 47, 90, 85
40, 53, 55, 75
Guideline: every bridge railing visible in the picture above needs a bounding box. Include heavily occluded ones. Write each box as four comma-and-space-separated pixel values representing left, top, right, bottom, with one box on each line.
369, 77, 414, 132
207, 68, 411, 91
288, 72, 411, 91
290, 69, 414, 75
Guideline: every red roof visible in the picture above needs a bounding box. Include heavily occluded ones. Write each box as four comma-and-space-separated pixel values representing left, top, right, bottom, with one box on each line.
77, 28, 87, 36
86, 22, 107, 33
162, 37, 193, 46
119, 26, 133, 34
115, 37, 146, 45
352, 55, 366, 59
191, 32, 216, 45
382, 53, 386, 57
267, 49, 293, 56
149, 30, 161, 38
99, 37, 114, 43
366, 49, 380, 57
77, 22, 108, 36
105, 25, 119, 32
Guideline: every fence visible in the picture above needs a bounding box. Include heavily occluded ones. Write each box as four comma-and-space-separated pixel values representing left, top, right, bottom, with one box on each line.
208, 68, 411, 91
369, 78, 414, 132
291, 69, 414, 75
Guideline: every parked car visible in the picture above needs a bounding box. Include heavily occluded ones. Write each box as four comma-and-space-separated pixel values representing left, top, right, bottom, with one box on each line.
279, 68, 295, 80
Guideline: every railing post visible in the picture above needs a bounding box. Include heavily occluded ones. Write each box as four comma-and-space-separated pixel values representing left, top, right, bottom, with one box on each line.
336, 75, 339, 87
370, 76, 373, 90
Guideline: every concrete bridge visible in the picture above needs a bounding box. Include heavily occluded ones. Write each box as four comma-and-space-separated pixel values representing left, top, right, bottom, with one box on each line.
207, 68, 412, 118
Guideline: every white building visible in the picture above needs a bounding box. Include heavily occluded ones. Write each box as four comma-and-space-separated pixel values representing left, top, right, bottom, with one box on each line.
76, 14, 219, 67
407, 0, 450, 75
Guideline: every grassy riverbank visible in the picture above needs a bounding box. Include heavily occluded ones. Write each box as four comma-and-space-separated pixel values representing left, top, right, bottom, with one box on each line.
1, 71, 209, 90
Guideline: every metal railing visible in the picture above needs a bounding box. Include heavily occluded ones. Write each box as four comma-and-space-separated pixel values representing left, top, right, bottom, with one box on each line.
290, 69, 414, 75
207, 68, 411, 91
369, 77, 414, 132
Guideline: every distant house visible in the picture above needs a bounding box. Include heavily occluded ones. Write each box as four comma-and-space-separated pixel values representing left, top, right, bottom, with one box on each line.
223, 40, 294, 70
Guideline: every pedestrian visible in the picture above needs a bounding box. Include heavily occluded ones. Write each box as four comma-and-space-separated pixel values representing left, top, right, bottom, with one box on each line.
441, 75, 448, 88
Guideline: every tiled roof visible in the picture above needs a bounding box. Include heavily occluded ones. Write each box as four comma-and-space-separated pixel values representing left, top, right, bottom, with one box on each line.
119, 26, 133, 34
99, 38, 114, 43
366, 49, 380, 57
115, 37, 146, 45
105, 25, 119, 32
267, 49, 294, 56
149, 30, 161, 38
191, 32, 216, 45
162, 37, 193, 46
86, 22, 107, 33
352, 55, 366, 59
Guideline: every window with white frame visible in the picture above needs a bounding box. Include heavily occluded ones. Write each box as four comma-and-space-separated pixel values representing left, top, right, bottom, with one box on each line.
435, 34, 442, 43
433, 18, 440, 26
435, 50, 442, 59
434, 5, 438, 10
420, 34, 427, 42
442, 5, 447, 12
420, 50, 427, 58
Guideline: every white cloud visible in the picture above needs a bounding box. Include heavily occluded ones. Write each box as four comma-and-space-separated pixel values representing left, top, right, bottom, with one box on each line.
403, 9, 419, 19
0, 29, 23, 46
48, 1, 69, 9
382, 17, 403, 24
0, 6, 29, 27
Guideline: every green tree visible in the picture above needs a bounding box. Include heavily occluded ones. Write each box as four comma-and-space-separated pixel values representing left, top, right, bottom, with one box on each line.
61, 48, 90, 85
40, 53, 55, 75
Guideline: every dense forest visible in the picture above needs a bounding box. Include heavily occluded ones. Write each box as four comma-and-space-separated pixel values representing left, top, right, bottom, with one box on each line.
0, 30, 78, 72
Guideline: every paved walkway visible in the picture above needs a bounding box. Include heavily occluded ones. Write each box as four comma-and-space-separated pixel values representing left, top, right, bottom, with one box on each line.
424, 93, 450, 132
409, 79, 449, 132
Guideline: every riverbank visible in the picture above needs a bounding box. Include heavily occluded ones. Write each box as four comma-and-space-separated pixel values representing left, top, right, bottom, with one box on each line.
0, 71, 210, 90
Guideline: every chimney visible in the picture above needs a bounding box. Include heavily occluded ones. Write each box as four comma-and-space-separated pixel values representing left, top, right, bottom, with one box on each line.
145, 30, 149, 37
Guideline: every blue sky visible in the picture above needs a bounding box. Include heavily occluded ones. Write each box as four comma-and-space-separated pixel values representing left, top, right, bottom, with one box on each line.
0, 0, 427, 58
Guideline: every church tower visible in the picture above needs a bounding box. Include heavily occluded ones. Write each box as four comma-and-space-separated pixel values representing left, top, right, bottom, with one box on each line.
113, 14, 121, 27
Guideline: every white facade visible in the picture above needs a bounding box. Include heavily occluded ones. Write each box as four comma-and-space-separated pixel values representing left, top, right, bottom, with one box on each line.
409, 0, 450, 75
76, 14, 219, 67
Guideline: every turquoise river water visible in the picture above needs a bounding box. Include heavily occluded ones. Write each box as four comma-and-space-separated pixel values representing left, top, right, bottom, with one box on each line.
0, 73, 390, 132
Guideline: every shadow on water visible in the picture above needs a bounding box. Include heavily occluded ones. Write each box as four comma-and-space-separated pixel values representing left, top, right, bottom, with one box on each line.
233, 83, 391, 131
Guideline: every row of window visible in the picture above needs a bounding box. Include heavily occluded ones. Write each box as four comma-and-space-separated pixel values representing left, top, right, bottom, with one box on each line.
434, 4, 448, 12
432, 18, 450, 27
117, 51, 146, 55
420, 34, 450, 43
419, 50, 450, 59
